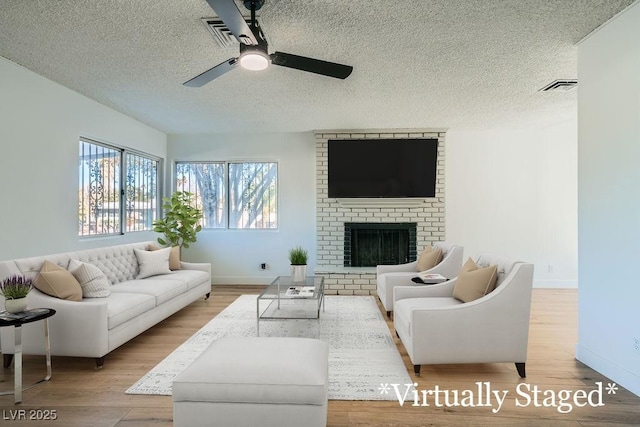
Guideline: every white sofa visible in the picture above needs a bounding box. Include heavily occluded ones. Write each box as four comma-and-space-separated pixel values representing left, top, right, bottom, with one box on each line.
393, 254, 534, 377
376, 242, 464, 317
0, 241, 211, 368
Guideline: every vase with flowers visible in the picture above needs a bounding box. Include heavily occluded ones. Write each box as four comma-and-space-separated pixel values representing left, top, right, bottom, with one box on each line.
0, 275, 33, 313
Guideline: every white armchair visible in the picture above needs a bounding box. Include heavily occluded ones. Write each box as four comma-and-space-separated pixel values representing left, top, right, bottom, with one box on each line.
376, 242, 464, 317
393, 254, 534, 377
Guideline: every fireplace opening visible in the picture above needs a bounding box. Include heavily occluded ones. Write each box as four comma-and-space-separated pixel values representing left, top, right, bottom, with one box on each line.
344, 223, 417, 267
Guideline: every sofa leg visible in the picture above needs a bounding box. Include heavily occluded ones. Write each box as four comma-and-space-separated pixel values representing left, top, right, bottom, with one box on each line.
395, 330, 399, 338
515, 362, 526, 378
414, 365, 421, 376
386, 310, 391, 318
205, 292, 211, 300
3, 354, 14, 368
95, 357, 105, 369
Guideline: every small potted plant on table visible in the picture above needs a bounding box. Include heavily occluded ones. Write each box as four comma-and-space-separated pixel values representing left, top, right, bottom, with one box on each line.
289, 246, 308, 283
1, 275, 33, 313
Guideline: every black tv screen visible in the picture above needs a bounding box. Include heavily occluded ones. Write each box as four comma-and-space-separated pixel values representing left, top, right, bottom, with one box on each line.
328, 138, 438, 198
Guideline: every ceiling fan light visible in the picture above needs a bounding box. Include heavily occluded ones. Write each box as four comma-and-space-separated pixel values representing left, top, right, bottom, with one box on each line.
240, 52, 269, 71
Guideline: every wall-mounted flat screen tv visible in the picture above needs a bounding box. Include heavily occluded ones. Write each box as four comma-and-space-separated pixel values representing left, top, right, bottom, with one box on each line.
328, 138, 438, 198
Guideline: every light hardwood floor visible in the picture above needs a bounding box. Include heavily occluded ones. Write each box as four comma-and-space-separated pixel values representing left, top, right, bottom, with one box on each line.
1, 287, 638, 426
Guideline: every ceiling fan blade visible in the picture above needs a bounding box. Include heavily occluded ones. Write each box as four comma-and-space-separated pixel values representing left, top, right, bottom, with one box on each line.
270, 51, 353, 79
183, 58, 238, 87
205, 0, 258, 45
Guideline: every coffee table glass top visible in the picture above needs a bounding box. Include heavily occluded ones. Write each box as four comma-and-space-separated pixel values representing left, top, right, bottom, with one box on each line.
258, 276, 324, 300
257, 276, 325, 323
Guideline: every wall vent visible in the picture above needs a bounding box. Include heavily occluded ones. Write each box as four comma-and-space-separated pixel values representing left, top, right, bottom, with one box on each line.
539, 79, 578, 92
202, 17, 255, 48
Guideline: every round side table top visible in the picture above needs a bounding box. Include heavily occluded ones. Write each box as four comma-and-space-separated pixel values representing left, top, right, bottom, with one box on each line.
0, 308, 56, 327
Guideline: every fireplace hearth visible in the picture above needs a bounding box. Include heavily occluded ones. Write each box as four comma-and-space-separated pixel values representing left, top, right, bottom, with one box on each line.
344, 223, 417, 267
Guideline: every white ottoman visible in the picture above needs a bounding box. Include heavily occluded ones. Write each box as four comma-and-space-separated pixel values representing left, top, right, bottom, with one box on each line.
172, 337, 329, 427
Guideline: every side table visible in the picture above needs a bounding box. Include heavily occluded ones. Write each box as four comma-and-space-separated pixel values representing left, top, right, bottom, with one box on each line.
0, 307, 56, 404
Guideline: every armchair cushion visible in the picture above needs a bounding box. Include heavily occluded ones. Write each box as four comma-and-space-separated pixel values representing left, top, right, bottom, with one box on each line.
416, 247, 443, 271
452, 258, 498, 303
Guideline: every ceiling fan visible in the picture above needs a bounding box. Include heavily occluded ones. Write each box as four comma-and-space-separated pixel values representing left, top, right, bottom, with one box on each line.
184, 0, 353, 87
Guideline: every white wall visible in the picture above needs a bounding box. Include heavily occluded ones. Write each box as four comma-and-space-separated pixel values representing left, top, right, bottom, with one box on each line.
0, 58, 167, 260
446, 121, 578, 288
167, 132, 317, 284
576, 2, 640, 396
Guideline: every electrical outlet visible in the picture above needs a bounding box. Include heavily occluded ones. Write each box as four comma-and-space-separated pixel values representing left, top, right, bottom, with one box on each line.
547, 264, 554, 273
260, 263, 267, 270
634, 338, 639, 352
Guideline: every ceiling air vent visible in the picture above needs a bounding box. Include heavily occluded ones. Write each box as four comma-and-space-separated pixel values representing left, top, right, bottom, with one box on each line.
539, 79, 578, 92
202, 17, 253, 48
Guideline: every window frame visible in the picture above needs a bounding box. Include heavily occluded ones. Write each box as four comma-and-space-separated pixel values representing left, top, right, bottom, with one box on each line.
78, 137, 162, 238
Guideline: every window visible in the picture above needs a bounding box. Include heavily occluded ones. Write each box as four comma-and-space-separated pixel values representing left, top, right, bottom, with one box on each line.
176, 161, 277, 229
78, 139, 159, 236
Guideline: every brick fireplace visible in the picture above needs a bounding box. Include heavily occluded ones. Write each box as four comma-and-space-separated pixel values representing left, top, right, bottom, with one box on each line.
314, 129, 446, 295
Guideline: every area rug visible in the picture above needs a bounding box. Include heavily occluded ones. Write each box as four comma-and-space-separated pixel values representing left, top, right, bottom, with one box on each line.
126, 295, 413, 400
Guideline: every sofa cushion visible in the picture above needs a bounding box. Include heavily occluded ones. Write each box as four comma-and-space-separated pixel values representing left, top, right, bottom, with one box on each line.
453, 258, 498, 303
148, 244, 181, 270
153, 269, 209, 291
34, 260, 82, 301
416, 246, 443, 272
106, 292, 156, 330
134, 248, 172, 279
110, 278, 188, 306
68, 259, 111, 298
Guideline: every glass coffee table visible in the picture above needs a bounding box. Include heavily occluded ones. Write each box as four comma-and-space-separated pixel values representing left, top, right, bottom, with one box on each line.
256, 276, 324, 336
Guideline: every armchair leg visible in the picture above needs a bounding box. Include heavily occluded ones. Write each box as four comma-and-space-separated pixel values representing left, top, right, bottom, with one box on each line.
515, 362, 526, 378
205, 292, 211, 300
386, 311, 391, 318
414, 365, 421, 376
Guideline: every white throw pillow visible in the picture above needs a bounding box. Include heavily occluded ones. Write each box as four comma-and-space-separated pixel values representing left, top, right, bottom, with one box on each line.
68, 259, 111, 298
135, 247, 172, 279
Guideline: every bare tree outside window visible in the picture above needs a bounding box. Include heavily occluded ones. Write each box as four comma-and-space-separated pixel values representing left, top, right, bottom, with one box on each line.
176, 161, 277, 229
229, 162, 277, 229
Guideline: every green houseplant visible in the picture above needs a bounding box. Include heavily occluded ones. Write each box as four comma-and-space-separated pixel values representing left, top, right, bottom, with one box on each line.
1, 275, 33, 313
152, 191, 203, 249
288, 246, 308, 283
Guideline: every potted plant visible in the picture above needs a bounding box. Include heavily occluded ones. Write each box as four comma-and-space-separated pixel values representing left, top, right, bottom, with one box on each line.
152, 191, 204, 250
288, 246, 308, 283
1, 275, 33, 313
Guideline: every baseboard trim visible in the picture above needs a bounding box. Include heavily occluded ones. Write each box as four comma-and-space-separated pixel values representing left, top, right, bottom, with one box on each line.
533, 279, 578, 288
575, 344, 640, 397
211, 276, 272, 285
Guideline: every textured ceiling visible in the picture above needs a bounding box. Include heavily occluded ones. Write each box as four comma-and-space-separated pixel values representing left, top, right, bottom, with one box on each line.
0, 0, 635, 134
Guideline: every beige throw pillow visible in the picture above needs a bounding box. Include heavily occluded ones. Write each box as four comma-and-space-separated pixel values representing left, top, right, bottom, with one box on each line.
34, 260, 83, 301
148, 244, 181, 270
135, 248, 172, 279
452, 257, 498, 303
416, 246, 443, 272
68, 259, 111, 298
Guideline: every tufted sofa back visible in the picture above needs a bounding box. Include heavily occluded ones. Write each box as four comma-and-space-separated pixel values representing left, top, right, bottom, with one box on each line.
0, 241, 153, 285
